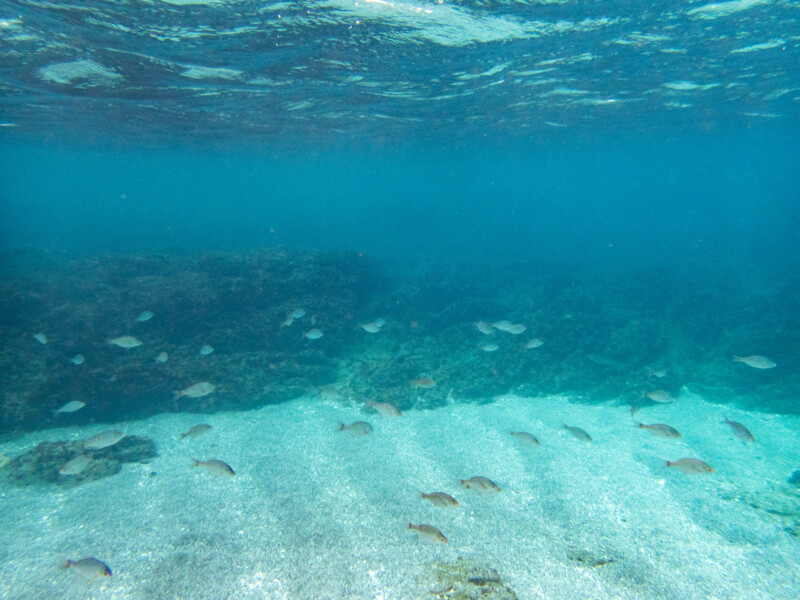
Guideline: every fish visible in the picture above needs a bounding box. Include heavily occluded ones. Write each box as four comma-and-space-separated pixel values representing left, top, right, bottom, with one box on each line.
136, 311, 154, 322
460, 476, 502, 494
84, 430, 126, 449
32, 332, 47, 344
510, 431, 540, 445
63, 557, 112, 581
291, 308, 306, 319
108, 336, 142, 348
281, 314, 294, 327
421, 492, 459, 507
200, 345, 214, 355
666, 458, 715, 474
180, 424, 212, 439
506, 324, 527, 335
53, 400, 85, 414
475, 321, 494, 335
724, 417, 754, 442
361, 322, 381, 333
563, 424, 592, 442
69, 354, 85, 365
644, 389, 674, 403
366, 401, 402, 417
59, 454, 93, 475
481, 342, 499, 352
492, 320, 513, 332
648, 367, 668, 378
155, 351, 168, 363
525, 338, 544, 349
733, 355, 776, 369
304, 328, 323, 340
635, 422, 682, 439
411, 378, 436, 388
373, 317, 386, 327
339, 421, 373, 436
175, 382, 216, 399
408, 523, 448, 544
192, 458, 235, 477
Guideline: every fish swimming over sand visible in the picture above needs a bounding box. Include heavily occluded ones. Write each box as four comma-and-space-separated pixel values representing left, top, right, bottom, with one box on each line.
200, 344, 214, 355
339, 421, 373, 437
510, 431, 540, 445
563, 424, 592, 442
292, 308, 306, 319
506, 324, 527, 335
366, 401, 402, 417
175, 382, 216, 399
63, 557, 111, 581
666, 458, 715, 474
304, 328, 323, 340
32, 332, 47, 344
733, 355, 776, 369
59, 454, 93, 475
723, 417, 754, 442
481, 342, 499, 352
460, 476, 502, 494
53, 400, 85, 414
411, 378, 436, 389
421, 492, 459, 507
84, 430, 126, 450
282, 314, 295, 327
136, 311, 154, 322
69, 354, 85, 365
108, 336, 142, 348
475, 321, 494, 335
525, 338, 544, 349
180, 424, 212, 439
644, 389, 674, 403
635, 422, 682, 439
360, 322, 381, 333
408, 523, 448, 544
155, 351, 168, 363
192, 458, 235, 477
492, 320, 513, 332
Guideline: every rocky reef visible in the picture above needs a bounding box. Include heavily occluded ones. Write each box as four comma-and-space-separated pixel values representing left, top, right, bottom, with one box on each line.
423, 558, 518, 600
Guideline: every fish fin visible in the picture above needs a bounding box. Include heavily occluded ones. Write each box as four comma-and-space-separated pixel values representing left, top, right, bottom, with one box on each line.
732, 356, 742, 362
664, 460, 672, 468
634, 421, 643, 428
337, 422, 345, 431
191, 458, 200, 467
61, 559, 71, 570
630, 403, 639, 417
420, 492, 427, 498
172, 391, 182, 401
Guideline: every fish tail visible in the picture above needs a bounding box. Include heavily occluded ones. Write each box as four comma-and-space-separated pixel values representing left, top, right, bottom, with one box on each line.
61, 559, 72, 570
338, 422, 345, 431
407, 523, 414, 530
420, 492, 427, 498
665, 460, 672, 468
179, 433, 186, 439
172, 391, 182, 401
732, 356, 742, 362
630, 403, 640, 417
634, 421, 643, 428
191, 458, 200, 467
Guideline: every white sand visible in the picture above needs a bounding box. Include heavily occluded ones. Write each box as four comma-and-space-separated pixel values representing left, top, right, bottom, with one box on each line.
1, 390, 798, 599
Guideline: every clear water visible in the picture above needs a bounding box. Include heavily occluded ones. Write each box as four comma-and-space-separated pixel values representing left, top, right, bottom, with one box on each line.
1, 1, 799, 599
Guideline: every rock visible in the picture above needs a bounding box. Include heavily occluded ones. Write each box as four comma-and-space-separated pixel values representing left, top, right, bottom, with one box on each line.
424, 558, 518, 600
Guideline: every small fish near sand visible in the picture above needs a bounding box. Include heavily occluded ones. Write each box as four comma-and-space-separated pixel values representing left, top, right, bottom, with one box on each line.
136, 311, 154, 322
666, 458, 715, 475
69, 354, 85, 365
525, 338, 544, 349
505, 324, 527, 335
635, 422, 682, 439
460, 476, 502, 494
108, 336, 142, 349
563, 424, 592, 442
32, 332, 48, 345
63, 557, 112, 581
200, 344, 215, 355
192, 458, 235, 477
180, 424, 213, 439
481, 342, 499, 352
339, 421, 373, 437
644, 389, 674, 404
421, 492, 459, 507
723, 417, 755, 442
83, 430, 126, 450
59, 454, 93, 475
366, 401, 402, 417
304, 328, 323, 340
292, 308, 306, 319
53, 400, 85, 415
174, 382, 216, 399
475, 321, 494, 335
510, 431, 540, 445
411, 378, 436, 389
408, 523, 448, 544
733, 355, 776, 369
155, 351, 169, 363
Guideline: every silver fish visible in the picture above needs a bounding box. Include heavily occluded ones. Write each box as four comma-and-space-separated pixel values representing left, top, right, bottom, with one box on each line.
421, 492, 459, 507
193, 458, 235, 477
63, 557, 111, 581
304, 328, 323, 340
59, 454, 93, 475
666, 458, 715, 475
367, 401, 402, 417
69, 354, 85, 365
408, 523, 448, 544
339, 421, 373, 437
175, 382, 215, 399
200, 344, 214, 355
155, 351, 169, 363
32, 332, 48, 345
53, 400, 85, 414
136, 311, 154, 322
510, 431, 540, 445
180, 424, 212, 439
563, 424, 592, 442
636, 422, 682, 439
733, 355, 776, 369
460, 476, 502, 494
724, 417, 754, 442
84, 430, 126, 449
108, 336, 142, 348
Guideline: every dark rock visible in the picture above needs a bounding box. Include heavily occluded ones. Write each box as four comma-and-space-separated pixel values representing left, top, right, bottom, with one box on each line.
425, 558, 518, 600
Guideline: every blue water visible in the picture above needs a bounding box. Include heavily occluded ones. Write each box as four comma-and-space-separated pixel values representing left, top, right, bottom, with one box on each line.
1, 1, 799, 598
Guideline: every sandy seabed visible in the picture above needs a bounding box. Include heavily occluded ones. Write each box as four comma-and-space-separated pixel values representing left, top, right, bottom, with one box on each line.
1, 390, 798, 600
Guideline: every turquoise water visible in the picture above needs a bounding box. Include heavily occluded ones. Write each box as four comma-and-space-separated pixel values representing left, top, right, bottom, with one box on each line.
1, 1, 799, 598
